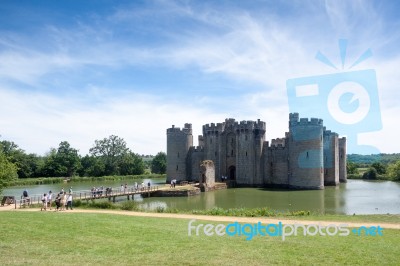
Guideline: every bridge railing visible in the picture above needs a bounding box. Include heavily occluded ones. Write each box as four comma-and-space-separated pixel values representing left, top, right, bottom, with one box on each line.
12, 185, 161, 208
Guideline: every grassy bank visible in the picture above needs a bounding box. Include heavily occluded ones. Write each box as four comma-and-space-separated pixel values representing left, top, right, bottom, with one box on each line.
7, 174, 166, 186
0, 211, 398, 265
66, 201, 400, 224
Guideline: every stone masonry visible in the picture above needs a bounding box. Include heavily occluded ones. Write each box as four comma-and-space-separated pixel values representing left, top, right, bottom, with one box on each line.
166, 113, 347, 190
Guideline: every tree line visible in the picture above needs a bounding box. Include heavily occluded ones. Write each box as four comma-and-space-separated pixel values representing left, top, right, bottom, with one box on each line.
347, 155, 400, 181
0, 135, 166, 181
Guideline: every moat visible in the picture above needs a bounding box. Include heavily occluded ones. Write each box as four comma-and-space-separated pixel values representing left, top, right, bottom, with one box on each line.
3, 179, 400, 215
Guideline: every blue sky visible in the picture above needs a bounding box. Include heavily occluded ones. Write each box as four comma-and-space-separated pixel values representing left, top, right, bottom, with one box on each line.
0, 0, 399, 155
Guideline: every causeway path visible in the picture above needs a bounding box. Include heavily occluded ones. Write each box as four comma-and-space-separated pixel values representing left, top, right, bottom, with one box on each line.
1, 204, 399, 229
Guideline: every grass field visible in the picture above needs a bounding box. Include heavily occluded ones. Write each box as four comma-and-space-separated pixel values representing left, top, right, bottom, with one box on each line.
0, 211, 399, 265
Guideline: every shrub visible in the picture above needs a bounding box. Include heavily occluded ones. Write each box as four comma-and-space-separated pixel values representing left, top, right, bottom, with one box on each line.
120, 201, 139, 211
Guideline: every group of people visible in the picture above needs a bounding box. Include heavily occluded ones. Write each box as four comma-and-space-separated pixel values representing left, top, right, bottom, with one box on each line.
40, 187, 73, 211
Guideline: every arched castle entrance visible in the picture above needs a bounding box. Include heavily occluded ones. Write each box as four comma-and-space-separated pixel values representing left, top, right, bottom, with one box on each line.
228, 165, 236, 180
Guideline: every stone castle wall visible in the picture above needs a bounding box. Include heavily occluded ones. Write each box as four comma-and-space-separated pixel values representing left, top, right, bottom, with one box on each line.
166, 113, 346, 189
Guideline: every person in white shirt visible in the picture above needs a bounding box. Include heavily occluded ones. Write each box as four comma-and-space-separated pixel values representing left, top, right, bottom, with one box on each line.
47, 191, 53, 210
66, 194, 73, 210
41, 193, 48, 211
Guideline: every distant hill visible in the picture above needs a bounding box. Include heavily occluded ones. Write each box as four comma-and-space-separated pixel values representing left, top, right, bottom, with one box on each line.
347, 153, 400, 165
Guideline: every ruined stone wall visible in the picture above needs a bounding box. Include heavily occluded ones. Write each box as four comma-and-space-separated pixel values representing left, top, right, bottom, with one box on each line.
166, 124, 193, 182
200, 160, 215, 187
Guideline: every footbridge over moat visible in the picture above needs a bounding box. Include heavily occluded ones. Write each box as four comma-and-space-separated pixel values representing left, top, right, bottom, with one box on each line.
7, 186, 161, 209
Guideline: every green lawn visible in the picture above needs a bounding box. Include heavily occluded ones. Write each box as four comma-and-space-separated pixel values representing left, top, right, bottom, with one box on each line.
0, 211, 399, 265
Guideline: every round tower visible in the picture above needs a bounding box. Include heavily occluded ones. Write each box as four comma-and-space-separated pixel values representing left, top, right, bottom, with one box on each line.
288, 113, 324, 189
166, 124, 193, 183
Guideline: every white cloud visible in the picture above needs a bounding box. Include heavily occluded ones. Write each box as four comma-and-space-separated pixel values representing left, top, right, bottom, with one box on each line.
0, 1, 399, 155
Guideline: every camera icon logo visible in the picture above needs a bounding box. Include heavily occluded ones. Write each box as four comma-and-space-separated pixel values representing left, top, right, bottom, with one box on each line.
287, 40, 382, 154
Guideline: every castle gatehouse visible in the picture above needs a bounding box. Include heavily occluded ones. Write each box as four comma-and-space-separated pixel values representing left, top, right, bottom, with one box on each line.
166, 113, 346, 190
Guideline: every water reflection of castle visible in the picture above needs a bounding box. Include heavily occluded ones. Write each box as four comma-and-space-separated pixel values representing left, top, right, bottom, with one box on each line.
167, 113, 347, 190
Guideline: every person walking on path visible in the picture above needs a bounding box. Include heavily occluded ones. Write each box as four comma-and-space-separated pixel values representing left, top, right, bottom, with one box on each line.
66, 193, 73, 210
54, 194, 61, 211
47, 191, 53, 210
41, 193, 48, 211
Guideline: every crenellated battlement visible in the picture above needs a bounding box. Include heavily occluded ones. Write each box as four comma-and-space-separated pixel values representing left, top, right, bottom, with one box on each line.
268, 143, 286, 150
289, 114, 323, 127
232, 119, 266, 132
323, 129, 338, 137
203, 118, 266, 134
271, 138, 286, 147
167, 124, 192, 135
203, 122, 223, 134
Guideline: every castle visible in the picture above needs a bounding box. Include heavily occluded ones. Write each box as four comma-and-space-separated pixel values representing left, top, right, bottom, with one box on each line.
166, 113, 347, 190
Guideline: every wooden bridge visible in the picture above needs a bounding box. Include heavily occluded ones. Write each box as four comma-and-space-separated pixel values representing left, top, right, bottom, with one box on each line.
8, 185, 162, 209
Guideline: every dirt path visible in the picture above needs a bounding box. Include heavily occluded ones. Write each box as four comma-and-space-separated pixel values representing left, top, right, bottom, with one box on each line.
1, 204, 399, 229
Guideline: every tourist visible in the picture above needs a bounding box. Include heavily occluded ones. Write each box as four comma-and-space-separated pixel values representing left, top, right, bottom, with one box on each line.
141, 182, 145, 191
69, 187, 72, 193
66, 193, 73, 210
60, 192, 66, 211
47, 191, 53, 210
124, 183, 128, 193
41, 193, 48, 211
134, 182, 138, 191
170, 180, 174, 188
60, 188, 64, 194
120, 184, 124, 194
22, 189, 30, 205
147, 181, 151, 190
55, 193, 61, 211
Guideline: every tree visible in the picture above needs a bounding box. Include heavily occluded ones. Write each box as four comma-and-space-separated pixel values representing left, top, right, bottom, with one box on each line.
362, 167, 378, 180
151, 152, 166, 174
89, 135, 134, 175
56, 141, 81, 177
41, 142, 81, 177
119, 152, 145, 175
346, 161, 359, 175
0, 148, 17, 195
79, 155, 106, 177
371, 162, 387, 175
387, 161, 400, 181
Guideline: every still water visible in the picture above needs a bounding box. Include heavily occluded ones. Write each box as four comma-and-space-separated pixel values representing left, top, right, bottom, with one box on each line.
3, 179, 400, 215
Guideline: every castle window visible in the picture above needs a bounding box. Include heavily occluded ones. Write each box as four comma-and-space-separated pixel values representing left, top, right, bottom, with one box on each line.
306, 151, 309, 158
231, 150, 233, 156
231, 138, 234, 144
177, 152, 179, 158
176, 165, 178, 171
245, 135, 248, 141
215, 151, 217, 156
246, 151, 248, 157
210, 138, 212, 144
